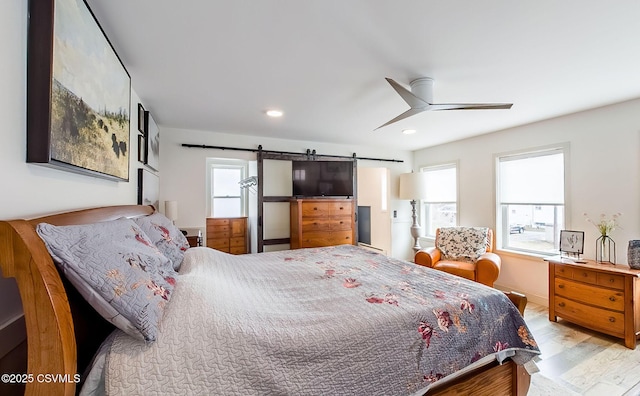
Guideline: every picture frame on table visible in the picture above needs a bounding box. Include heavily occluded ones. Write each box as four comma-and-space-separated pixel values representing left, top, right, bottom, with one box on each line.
26, 0, 131, 182
560, 230, 585, 255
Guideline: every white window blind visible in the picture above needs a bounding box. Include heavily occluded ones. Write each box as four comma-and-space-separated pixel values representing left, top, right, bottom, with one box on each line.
498, 151, 564, 204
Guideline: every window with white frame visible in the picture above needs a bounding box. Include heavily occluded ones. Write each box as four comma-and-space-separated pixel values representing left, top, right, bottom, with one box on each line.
496, 147, 565, 255
420, 164, 457, 238
209, 162, 247, 218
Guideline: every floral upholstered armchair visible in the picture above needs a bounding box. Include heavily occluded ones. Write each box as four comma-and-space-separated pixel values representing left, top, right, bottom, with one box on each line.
414, 227, 501, 288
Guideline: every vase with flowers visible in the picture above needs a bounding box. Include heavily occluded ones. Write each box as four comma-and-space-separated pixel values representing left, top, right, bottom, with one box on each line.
584, 212, 621, 263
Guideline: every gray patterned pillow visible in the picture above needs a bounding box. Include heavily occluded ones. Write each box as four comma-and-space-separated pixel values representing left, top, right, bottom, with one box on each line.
133, 212, 190, 271
36, 218, 177, 342
437, 227, 489, 263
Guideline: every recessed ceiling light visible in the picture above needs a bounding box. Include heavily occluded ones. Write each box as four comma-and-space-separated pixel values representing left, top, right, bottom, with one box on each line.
266, 109, 283, 117
402, 129, 416, 135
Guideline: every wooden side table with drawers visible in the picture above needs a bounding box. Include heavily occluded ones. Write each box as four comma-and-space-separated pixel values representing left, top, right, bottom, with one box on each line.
548, 257, 640, 349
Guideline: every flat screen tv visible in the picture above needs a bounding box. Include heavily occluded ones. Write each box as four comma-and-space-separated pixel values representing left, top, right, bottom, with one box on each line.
292, 160, 354, 197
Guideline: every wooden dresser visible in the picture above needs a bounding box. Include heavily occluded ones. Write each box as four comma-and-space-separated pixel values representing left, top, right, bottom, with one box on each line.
548, 257, 640, 349
206, 217, 248, 254
290, 198, 355, 249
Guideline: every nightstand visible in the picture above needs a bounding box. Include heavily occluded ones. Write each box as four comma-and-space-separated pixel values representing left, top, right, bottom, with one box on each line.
180, 228, 203, 248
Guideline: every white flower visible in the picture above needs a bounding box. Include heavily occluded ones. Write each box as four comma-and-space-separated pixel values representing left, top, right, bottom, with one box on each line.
584, 212, 622, 236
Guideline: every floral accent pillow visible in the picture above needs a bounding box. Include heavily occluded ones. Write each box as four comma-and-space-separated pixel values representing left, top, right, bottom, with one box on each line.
436, 227, 489, 263
134, 212, 190, 271
36, 218, 178, 342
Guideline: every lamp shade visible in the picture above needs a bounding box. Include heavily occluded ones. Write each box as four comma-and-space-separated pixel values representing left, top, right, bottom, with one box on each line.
165, 200, 178, 222
398, 172, 429, 200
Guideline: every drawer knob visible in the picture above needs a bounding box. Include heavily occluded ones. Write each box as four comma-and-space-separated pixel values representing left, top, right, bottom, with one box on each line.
558, 302, 565, 307
609, 317, 616, 322
609, 296, 616, 302
314, 207, 318, 210
582, 272, 588, 277
558, 284, 565, 289
609, 278, 615, 283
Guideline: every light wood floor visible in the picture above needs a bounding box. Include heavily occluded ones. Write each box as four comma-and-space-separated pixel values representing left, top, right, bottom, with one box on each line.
524, 302, 640, 396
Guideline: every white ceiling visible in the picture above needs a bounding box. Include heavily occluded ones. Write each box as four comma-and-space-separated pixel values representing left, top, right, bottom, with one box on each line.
86, 0, 640, 151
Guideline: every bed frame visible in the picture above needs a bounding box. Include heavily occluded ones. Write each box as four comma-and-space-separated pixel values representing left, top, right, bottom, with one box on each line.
0, 205, 531, 395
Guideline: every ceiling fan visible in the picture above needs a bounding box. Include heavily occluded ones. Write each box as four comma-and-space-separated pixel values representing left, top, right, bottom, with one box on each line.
375, 77, 513, 130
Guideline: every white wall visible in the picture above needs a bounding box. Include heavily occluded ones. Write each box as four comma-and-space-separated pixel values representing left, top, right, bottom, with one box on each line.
414, 99, 640, 305
0, 0, 143, 344
159, 127, 414, 258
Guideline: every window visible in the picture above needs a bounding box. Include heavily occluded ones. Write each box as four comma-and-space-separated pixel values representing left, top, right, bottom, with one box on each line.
208, 161, 247, 218
420, 164, 458, 238
496, 147, 566, 255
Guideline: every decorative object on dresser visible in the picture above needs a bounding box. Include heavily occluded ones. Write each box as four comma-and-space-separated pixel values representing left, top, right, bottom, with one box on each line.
290, 198, 355, 249
415, 227, 501, 288
547, 257, 640, 349
584, 212, 622, 263
398, 171, 429, 252
206, 217, 248, 254
628, 240, 640, 269
559, 230, 584, 259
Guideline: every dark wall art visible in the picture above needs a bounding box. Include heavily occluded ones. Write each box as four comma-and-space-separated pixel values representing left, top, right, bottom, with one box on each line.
27, 0, 131, 181
138, 168, 159, 209
145, 111, 160, 171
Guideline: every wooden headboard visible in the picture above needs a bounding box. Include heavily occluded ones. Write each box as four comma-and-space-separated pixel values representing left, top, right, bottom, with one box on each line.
0, 205, 155, 396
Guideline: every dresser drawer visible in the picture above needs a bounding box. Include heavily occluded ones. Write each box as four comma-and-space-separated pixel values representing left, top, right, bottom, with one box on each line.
301, 201, 352, 217
597, 273, 625, 290
208, 238, 229, 250
301, 202, 333, 217
554, 296, 625, 336
555, 278, 624, 311
229, 237, 245, 248
300, 230, 353, 247
210, 230, 231, 239
229, 246, 246, 255
301, 216, 352, 232
301, 218, 334, 232
208, 219, 229, 227
555, 265, 597, 285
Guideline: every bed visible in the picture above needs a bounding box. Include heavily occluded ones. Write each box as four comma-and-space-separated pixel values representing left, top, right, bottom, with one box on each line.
0, 205, 540, 395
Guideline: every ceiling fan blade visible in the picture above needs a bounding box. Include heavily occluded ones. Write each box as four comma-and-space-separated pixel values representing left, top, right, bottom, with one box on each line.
385, 78, 429, 109
375, 107, 425, 130
429, 103, 513, 111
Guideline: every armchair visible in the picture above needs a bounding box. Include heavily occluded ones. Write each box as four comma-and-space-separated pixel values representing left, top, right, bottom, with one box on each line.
414, 227, 501, 287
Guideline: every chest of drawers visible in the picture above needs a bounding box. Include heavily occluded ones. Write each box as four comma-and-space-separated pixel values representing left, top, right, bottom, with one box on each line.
548, 258, 640, 348
206, 217, 248, 254
290, 198, 355, 249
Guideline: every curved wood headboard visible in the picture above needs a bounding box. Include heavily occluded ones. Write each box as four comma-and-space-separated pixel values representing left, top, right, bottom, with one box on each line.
0, 205, 155, 396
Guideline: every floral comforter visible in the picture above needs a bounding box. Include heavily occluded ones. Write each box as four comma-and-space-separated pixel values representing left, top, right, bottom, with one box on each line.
105, 245, 540, 395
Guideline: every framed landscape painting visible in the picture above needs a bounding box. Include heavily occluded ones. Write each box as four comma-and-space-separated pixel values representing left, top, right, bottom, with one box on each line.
27, 0, 131, 181
145, 111, 160, 171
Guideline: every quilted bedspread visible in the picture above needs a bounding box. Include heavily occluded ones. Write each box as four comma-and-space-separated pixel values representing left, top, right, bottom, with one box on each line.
105, 245, 540, 395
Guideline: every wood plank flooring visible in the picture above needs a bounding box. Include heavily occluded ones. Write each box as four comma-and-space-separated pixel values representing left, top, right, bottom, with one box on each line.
524, 302, 640, 395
